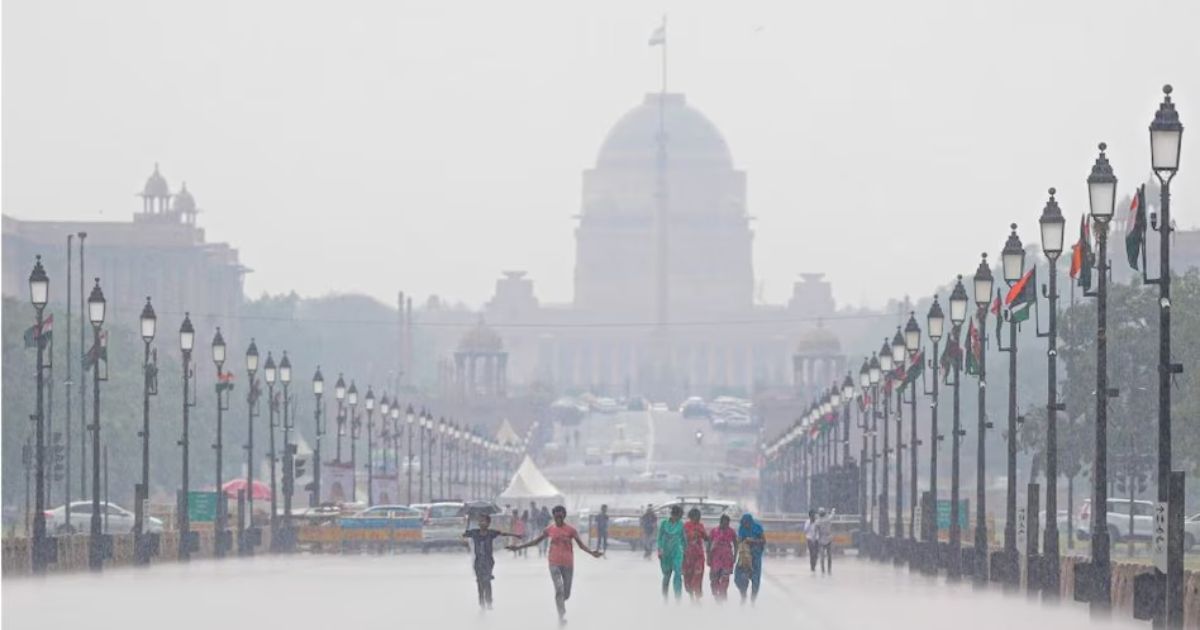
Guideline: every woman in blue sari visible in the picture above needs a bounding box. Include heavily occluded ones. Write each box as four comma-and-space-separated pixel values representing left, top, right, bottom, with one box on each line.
734, 513, 765, 603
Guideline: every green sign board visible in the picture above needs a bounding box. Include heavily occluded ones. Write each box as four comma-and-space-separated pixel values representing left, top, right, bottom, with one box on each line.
188, 491, 219, 523
935, 499, 969, 531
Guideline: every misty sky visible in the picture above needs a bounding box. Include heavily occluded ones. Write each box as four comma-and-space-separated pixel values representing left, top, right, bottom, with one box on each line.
4, 0, 1198, 311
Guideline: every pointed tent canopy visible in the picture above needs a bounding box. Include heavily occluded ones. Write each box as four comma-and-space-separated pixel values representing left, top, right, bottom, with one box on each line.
495, 418, 521, 446
498, 456, 564, 505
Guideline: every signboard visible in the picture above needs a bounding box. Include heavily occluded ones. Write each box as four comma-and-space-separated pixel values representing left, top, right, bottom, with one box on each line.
1016, 507, 1027, 541
1153, 501, 1167, 572
935, 499, 970, 532
322, 461, 356, 504
188, 491, 218, 523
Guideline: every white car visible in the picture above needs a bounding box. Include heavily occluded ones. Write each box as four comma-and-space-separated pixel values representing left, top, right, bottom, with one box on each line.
1077, 498, 1154, 542
413, 501, 467, 550
45, 501, 163, 535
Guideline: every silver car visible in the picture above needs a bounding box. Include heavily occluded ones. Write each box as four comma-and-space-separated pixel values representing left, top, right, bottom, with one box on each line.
414, 501, 467, 551
45, 501, 163, 535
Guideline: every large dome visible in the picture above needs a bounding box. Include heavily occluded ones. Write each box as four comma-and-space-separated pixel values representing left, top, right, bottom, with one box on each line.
596, 93, 732, 169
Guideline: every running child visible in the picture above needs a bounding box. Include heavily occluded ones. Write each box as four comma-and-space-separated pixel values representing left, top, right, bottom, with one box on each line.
507, 505, 602, 625
462, 514, 521, 609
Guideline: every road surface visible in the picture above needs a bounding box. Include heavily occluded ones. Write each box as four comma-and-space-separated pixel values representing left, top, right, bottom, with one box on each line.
3, 550, 1139, 630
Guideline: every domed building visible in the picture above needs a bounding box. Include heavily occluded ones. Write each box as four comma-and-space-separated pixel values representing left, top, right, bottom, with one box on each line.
575, 93, 752, 317
792, 323, 846, 400
453, 318, 508, 399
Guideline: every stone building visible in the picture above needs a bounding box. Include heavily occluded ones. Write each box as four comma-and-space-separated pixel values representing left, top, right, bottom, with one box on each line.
2, 165, 247, 342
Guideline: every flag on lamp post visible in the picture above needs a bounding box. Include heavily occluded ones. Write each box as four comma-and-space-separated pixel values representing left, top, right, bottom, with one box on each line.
648, 18, 666, 46
1125, 184, 1147, 271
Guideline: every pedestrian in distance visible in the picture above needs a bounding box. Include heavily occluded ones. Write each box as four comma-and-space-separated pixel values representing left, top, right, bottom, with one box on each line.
511, 509, 527, 557
708, 514, 737, 601
733, 513, 765, 604
594, 504, 610, 555
817, 507, 835, 575
507, 505, 602, 626
640, 504, 657, 559
657, 505, 685, 601
462, 514, 522, 610
539, 506, 552, 556
805, 508, 819, 573
682, 507, 709, 600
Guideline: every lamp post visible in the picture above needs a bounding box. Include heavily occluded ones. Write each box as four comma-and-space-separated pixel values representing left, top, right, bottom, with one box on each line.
311, 368, 324, 507
944, 278, 968, 579
997, 223, 1026, 587
406, 406, 415, 503
1038, 188, 1066, 597
347, 382, 359, 502
29, 257, 50, 573
973, 252, 994, 584
87, 279, 106, 571
278, 352, 293, 548
891, 328, 906, 547
364, 387, 375, 506
1087, 142, 1118, 614
1149, 85, 1185, 628
211, 328, 230, 558
334, 375, 346, 463
417, 411, 428, 502
439, 418, 448, 498
242, 340, 260, 556
858, 361, 871, 545
869, 353, 881, 542
427, 413, 437, 499
925, 298, 944, 572
134, 297, 157, 565
904, 315, 922, 547
379, 395, 391, 481
879, 340, 893, 550
177, 312, 196, 562
390, 406, 401, 482
263, 352, 278, 549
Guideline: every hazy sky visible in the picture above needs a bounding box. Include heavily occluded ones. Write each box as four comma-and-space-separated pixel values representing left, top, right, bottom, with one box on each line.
4, 0, 1198, 310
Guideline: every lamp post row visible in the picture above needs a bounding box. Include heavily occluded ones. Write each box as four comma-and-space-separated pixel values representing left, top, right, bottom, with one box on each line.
759, 85, 1183, 623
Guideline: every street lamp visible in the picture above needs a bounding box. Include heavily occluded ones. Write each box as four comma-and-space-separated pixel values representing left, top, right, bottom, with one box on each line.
406, 406, 415, 503
1085, 142, 1117, 613
242, 339, 261, 556
995, 223, 1026, 588
1038, 188, 1065, 597
334, 375, 346, 463
28, 257, 51, 573
177, 312, 196, 562
890, 327, 907, 546
86, 279, 106, 571
947, 277, 968, 580
312, 368, 324, 507
1149, 85, 1185, 627
925, 298, 944, 572
364, 387, 375, 506
348, 382, 359, 502
972, 252, 993, 584
278, 352, 293, 550
858, 360, 871, 544
878, 339, 892, 549
842, 373, 854, 466
134, 297, 158, 565
263, 352, 278, 549
379, 395, 391, 478
211, 327, 231, 558
438, 418, 448, 498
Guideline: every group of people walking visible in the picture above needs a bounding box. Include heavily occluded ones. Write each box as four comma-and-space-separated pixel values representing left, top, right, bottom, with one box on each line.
461, 503, 818, 624
645, 505, 765, 604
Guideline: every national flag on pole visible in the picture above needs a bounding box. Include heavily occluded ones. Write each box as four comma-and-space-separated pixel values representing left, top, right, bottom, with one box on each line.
901, 350, 924, 389
940, 325, 963, 384
23, 314, 54, 348
85, 330, 107, 370
1071, 215, 1094, 290
1005, 268, 1036, 323
965, 318, 982, 377
1125, 184, 1147, 271
990, 294, 1001, 317
648, 18, 666, 46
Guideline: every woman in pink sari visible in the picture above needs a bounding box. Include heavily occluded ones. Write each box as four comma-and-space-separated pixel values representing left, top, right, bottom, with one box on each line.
708, 514, 737, 601
682, 508, 708, 599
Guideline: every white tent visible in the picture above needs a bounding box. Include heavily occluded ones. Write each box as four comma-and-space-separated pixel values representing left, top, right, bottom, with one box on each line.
498, 456, 564, 505
495, 418, 521, 447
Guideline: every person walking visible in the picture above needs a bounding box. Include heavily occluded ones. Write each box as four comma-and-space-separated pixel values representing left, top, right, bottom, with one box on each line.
538, 506, 552, 556
640, 504, 657, 559
594, 504, 610, 555
805, 508, 819, 573
733, 513, 765, 604
816, 508, 834, 575
657, 505, 685, 601
508, 505, 602, 626
708, 514, 737, 601
462, 514, 521, 609
682, 507, 708, 599
511, 509, 527, 557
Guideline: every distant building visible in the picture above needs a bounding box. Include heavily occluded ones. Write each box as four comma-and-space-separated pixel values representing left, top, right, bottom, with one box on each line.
415, 93, 865, 401
2, 164, 247, 341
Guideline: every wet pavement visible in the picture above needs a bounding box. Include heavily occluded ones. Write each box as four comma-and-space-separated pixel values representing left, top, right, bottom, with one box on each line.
3, 547, 1140, 630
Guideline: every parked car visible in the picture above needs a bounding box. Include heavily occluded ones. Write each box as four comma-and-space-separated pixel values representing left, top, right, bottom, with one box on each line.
1076, 498, 1155, 542
1185, 513, 1200, 552
45, 501, 163, 535
680, 397, 710, 419
626, 397, 647, 411
609, 498, 741, 550
584, 447, 604, 466
415, 501, 467, 551
594, 398, 621, 414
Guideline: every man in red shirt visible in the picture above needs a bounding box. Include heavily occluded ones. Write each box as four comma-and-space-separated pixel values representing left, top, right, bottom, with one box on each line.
508, 505, 602, 625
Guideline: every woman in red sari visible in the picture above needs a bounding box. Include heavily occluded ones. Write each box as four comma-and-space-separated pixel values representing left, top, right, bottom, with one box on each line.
707, 514, 737, 601
682, 508, 709, 599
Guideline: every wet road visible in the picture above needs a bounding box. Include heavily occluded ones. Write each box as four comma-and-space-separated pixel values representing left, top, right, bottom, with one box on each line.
3, 549, 1139, 630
